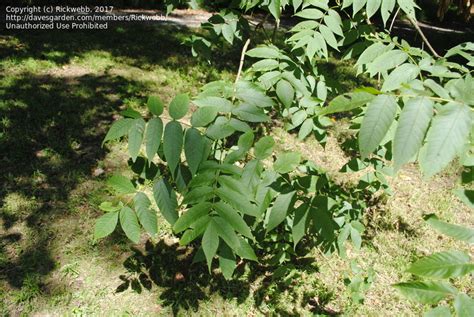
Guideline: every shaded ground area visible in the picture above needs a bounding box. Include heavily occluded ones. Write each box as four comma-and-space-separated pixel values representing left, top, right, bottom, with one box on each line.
0, 19, 472, 317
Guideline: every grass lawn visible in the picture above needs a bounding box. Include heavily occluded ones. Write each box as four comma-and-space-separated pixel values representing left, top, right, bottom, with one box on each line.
0, 24, 472, 316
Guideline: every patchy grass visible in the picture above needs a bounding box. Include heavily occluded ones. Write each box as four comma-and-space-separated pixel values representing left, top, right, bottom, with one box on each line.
1, 23, 472, 316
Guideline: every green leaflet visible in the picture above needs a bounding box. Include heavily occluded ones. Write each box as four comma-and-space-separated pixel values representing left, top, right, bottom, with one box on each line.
381, 0, 396, 25
215, 186, 259, 217
206, 117, 236, 140
298, 118, 314, 140
147, 95, 164, 116
254, 136, 275, 160
102, 118, 134, 145
292, 203, 310, 248
134, 192, 158, 236
366, 0, 381, 18
94, 211, 118, 239
145, 117, 163, 162
352, 0, 367, 15
323, 10, 343, 36
319, 24, 339, 50
191, 106, 218, 127
163, 121, 183, 173
246, 45, 281, 59
217, 175, 252, 198
394, 281, 456, 304
367, 50, 408, 77
215, 201, 253, 239
107, 174, 136, 194
276, 80, 295, 108
294, 8, 324, 19
454, 293, 474, 317
397, 0, 418, 19
120, 107, 141, 119
252, 59, 279, 72
419, 103, 472, 178
153, 179, 179, 225
169, 94, 189, 120
235, 237, 257, 261
268, 0, 281, 20
213, 216, 240, 250
232, 103, 269, 122
407, 250, 474, 279
99, 202, 122, 212
193, 97, 233, 113
273, 152, 301, 174
202, 219, 219, 271
182, 186, 215, 205
219, 243, 237, 280
381, 63, 420, 92
173, 202, 211, 233
119, 206, 141, 243
319, 92, 374, 115
359, 94, 397, 159
356, 42, 391, 73
424, 214, 474, 244
180, 215, 210, 245
236, 80, 274, 108
225, 131, 254, 164
393, 97, 433, 171
267, 191, 295, 233
184, 128, 205, 175
128, 118, 146, 162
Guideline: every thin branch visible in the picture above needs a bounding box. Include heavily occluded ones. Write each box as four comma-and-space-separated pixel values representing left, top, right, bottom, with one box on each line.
407, 17, 441, 58
389, 7, 400, 32
233, 38, 251, 102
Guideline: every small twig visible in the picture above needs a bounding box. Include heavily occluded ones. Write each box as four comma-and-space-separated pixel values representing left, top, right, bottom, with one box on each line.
389, 7, 400, 32
232, 38, 251, 102
407, 17, 441, 58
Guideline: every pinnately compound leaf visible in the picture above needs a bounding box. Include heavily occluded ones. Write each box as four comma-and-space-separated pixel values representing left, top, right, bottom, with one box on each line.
359, 95, 397, 159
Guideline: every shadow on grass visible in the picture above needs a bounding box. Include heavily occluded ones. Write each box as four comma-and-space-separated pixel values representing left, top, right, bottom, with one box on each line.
118, 240, 338, 316
0, 71, 151, 287
0, 23, 238, 297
